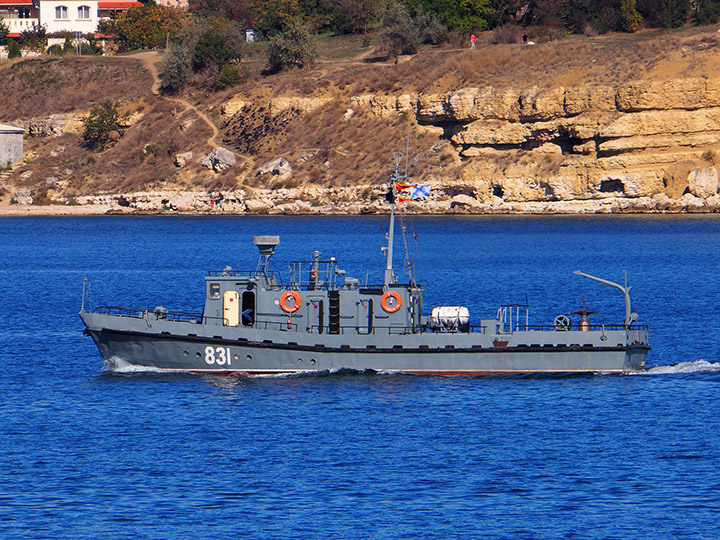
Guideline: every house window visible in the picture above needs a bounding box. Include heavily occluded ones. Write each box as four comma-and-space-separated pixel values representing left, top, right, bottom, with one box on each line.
55, 6, 68, 19
19, 8, 31, 18
78, 5, 90, 19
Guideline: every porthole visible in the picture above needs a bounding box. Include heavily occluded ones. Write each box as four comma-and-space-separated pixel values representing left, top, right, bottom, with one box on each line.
246, 355, 252, 363
233, 354, 240, 361
195, 352, 201, 358
297, 358, 304, 364
310, 359, 316, 366
183, 351, 189, 357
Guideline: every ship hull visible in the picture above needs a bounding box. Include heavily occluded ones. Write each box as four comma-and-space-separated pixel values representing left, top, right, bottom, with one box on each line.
85, 325, 648, 375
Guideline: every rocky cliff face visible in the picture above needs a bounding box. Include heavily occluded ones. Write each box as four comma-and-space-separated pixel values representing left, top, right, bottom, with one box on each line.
350, 77, 720, 211
6, 47, 720, 216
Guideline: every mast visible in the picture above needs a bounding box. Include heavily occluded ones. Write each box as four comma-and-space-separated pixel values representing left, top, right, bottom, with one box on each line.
384, 184, 396, 286
384, 152, 406, 287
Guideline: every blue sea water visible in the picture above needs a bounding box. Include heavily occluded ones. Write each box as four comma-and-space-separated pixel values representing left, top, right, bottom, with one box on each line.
1, 215, 719, 539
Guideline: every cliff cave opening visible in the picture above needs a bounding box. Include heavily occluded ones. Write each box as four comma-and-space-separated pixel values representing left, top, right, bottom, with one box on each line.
493, 186, 504, 198
599, 179, 625, 193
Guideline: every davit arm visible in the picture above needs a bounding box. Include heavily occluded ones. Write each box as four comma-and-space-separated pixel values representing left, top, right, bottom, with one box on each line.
573, 270, 637, 327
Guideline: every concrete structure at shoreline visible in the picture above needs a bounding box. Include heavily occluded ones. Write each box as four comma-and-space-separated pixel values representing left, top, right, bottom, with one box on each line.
0, 124, 24, 166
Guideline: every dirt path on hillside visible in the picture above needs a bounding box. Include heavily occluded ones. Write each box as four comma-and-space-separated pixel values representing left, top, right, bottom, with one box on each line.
127, 51, 221, 149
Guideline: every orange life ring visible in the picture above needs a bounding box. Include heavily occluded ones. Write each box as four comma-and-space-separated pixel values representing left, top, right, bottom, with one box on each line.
381, 290, 402, 313
280, 291, 301, 313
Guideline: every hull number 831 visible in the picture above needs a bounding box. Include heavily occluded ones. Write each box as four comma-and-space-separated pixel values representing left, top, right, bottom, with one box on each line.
205, 346, 232, 366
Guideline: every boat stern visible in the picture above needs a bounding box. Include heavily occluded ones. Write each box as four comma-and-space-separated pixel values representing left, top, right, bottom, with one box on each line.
624, 326, 650, 372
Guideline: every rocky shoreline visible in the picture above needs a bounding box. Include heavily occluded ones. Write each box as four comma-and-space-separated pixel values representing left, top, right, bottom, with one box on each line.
4, 184, 720, 216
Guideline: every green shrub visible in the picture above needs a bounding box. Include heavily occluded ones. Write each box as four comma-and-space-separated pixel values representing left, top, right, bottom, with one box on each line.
160, 42, 191, 94
417, 14, 448, 45
266, 20, 317, 72
380, 1, 420, 57
331, 0, 379, 35
47, 44, 64, 55
18, 26, 47, 52
0, 20, 9, 46
216, 63, 240, 89
7, 39, 22, 59
696, 0, 720, 24
257, 0, 301, 36
193, 28, 233, 72
621, 0, 643, 32
658, 0, 690, 27
82, 101, 130, 151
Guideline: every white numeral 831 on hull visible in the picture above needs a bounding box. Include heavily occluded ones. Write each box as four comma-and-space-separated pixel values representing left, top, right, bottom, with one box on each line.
205, 346, 232, 366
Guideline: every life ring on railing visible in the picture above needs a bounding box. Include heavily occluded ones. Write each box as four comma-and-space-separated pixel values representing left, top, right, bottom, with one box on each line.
381, 291, 402, 313
280, 291, 301, 313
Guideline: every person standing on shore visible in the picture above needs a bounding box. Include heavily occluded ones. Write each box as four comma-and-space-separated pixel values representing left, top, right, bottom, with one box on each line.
470, 33, 476, 49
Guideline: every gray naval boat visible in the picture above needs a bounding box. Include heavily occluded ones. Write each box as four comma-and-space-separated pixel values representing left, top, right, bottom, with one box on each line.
80, 170, 649, 376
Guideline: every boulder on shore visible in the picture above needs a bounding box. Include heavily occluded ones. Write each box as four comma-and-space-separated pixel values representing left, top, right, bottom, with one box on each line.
13, 189, 33, 205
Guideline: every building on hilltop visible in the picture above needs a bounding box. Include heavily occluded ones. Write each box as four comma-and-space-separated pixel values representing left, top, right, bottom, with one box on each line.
1, 0, 142, 39
155, 0, 187, 8
0, 0, 39, 38
0, 124, 24, 166
37, 0, 141, 34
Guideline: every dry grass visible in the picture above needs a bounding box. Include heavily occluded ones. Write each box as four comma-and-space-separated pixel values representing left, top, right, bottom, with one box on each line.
11, 91, 211, 196
0, 57, 151, 122
327, 29, 720, 95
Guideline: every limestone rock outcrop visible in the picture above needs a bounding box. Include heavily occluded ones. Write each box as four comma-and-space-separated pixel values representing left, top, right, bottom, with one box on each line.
200, 147, 236, 172
193, 69, 720, 215
13, 188, 32, 205
174, 151, 193, 168
257, 157, 292, 178
348, 77, 720, 210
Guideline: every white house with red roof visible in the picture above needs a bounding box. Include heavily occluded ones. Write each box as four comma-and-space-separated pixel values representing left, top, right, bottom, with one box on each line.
0, 0, 38, 37
1, 0, 141, 37
39, 0, 141, 34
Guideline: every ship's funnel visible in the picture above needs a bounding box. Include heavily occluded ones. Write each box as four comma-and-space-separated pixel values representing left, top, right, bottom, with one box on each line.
253, 235, 280, 274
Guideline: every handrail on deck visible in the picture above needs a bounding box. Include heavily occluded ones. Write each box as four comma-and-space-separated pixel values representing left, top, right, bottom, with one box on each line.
92, 305, 648, 335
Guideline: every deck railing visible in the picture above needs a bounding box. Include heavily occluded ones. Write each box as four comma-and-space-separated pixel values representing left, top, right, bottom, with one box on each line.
92, 306, 647, 336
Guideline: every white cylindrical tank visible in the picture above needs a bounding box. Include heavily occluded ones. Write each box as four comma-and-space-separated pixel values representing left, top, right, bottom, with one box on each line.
430, 306, 470, 329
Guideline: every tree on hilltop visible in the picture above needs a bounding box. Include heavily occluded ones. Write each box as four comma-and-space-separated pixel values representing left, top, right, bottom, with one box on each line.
266, 19, 317, 72
258, 0, 302, 36
160, 41, 192, 94
381, 1, 420, 56
160, 18, 248, 92
331, 0, 380, 34
101, 4, 184, 50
